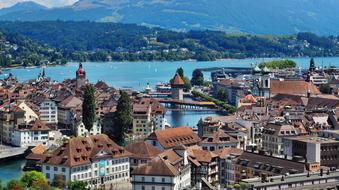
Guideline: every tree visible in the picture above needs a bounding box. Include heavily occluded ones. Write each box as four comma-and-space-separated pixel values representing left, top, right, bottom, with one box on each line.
20, 171, 49, 190
319, 83, 331, 94
0, 179, 2, 190
82, 85, 96, 133
216, 87, 227, 102
183, 77, 192, 90
191, 69, 204, 86
176, 67, 184, 78
68, 181, 89, 190
113, 91, 132, 145
7, 180, 24, 190
53, 174, 66, 188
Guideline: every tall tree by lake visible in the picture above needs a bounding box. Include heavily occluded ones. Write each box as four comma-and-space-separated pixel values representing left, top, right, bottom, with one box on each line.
191, 69, 204, 86
82, 85, 96, 133
113, 91, 132, 145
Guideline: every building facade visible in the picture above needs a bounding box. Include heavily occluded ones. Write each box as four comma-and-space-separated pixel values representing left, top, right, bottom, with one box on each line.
39, 99, 58, 125
11, 119, 51, 147
41, 134, 131, 189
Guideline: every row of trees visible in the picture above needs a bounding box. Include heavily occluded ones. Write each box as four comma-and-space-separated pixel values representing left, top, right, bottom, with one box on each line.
0, 171, 106, 190
1, 21, 339, 64
258, 59, 297, 69
175, 67, 205, 89
82, 84, 132, 145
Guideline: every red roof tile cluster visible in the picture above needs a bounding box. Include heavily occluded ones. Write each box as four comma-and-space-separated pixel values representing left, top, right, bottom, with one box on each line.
271, 80, 320, 96
201, 130, 239, 144
147, 127, 201, 149
42, 134, 130, 167
170, 73, 184, 86
126, 141, 162, 159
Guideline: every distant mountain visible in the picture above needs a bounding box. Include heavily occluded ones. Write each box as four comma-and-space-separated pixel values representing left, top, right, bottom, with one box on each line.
0, 1, 47, 16
0, 0, 339, 35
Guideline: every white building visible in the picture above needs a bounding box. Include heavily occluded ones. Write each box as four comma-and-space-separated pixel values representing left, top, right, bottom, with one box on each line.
76, 120, 102, 137
39, 99, 58, 125
131, 147, 191, 190
41, 134, 130, 189
11, 119, 51, 147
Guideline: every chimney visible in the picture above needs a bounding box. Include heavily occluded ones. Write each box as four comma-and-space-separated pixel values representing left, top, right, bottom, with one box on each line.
307, 90, 311, 98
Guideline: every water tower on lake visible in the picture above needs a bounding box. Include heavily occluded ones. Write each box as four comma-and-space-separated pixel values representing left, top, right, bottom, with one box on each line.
170, 72, 184, 100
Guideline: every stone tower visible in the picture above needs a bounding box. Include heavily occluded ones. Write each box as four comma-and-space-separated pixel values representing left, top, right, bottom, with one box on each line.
171, 73, 185, 100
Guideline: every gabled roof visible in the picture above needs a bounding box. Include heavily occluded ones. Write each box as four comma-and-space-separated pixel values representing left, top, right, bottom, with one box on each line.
131, 156, 179, 176
42, 134, 131, 167
126, 141, 162, 159
16, 119, 50, 131
236, 152, 305, 175
201, 129, 239, 144
271, 80, 320, 96
171, 73, 184, 86
58, 95, 82, 109
188, 149, 218, 163
213, 147, 243, 159
306, 96, 339, 110
147, 127, 201, 149
25, 144, 47, 161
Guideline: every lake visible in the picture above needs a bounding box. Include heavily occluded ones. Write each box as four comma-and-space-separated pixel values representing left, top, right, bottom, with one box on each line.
3, 57, 339, 91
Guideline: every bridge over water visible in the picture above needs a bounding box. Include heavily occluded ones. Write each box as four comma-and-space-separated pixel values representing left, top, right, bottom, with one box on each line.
157, 98, 218, 111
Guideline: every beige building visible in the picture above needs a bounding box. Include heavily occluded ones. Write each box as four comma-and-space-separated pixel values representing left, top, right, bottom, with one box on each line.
18, 101, 39, 123
262, 123, 298, 155
0, 103, 25, 144
132, 99, 166, 138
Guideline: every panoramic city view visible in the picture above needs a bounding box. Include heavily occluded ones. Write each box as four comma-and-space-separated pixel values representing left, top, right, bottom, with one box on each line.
1, 0, 339, 190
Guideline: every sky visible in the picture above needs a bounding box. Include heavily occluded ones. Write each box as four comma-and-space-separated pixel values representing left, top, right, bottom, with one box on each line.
0, 0, 78, 8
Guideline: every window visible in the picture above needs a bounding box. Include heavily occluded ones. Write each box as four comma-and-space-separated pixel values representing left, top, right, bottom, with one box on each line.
152, 187, 155, 190
152, 177, 155, 182
46, 166, 50, 170
54, 167, 58, 171
162, 178, 165, 182
62, 168, 66, 172
142, 177, 145, 182
162, 187, 165, 190
46, 173, 50, 179
141, 186, 145, 190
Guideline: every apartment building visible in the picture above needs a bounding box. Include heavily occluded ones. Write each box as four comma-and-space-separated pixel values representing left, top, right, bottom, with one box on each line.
41, 134, 131, 189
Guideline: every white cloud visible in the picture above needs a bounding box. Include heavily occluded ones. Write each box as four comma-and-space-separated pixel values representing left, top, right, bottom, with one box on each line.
0, 0, 78, 8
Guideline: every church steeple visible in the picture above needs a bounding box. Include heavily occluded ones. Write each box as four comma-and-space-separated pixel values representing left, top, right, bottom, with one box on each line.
309, 58, 316, 72
76, 63, 87, 89
42, 68, 46, 78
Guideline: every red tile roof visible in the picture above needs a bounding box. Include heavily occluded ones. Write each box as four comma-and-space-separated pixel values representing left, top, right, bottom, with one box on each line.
171, 73, 184, 86
126, 141, 162, 159
271, 80, 320, 96
147, 127, 201, 149
42, 134, 131, 167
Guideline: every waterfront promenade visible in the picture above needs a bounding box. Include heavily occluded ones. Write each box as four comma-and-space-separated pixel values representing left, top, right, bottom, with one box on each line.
0, 145, 27, 160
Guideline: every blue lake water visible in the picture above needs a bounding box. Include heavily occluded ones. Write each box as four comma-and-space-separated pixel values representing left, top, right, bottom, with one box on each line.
0, 158, 25, 185
3, 57, 339, 91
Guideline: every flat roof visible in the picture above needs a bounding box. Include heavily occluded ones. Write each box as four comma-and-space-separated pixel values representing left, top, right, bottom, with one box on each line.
243, 170, 339, 187
284, 135, 339, 144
